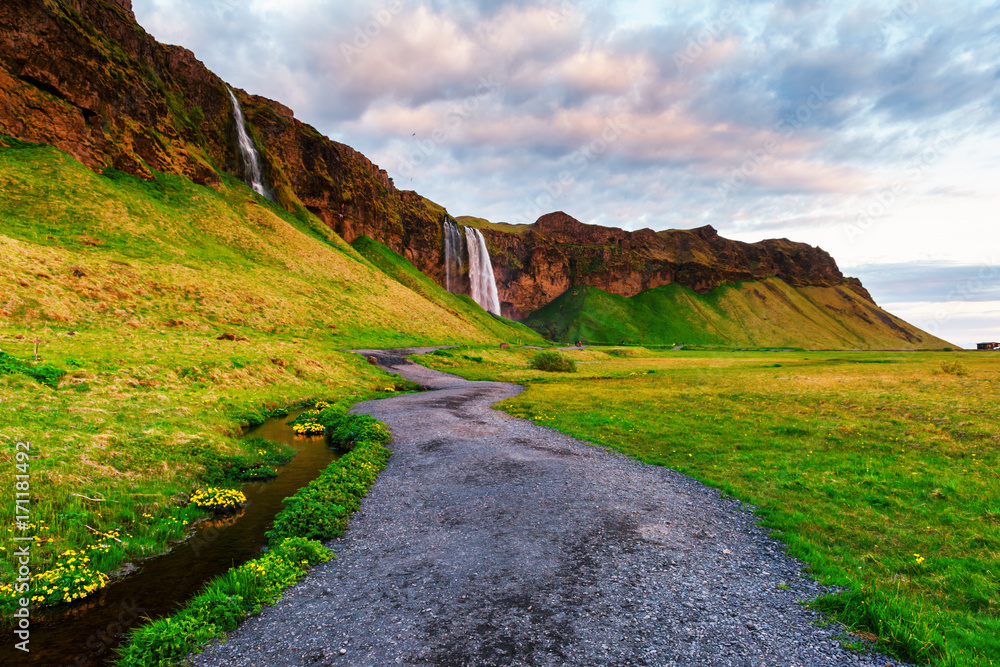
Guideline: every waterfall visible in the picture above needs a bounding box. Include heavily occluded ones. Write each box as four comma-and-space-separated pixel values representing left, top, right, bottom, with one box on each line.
227, 87, 273, 200
442, 218, 465, 292
464, 226, 502, 316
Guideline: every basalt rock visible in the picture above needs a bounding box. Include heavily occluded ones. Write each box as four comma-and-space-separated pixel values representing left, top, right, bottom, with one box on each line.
474, 212, 869, 319
0, 0, 444, 261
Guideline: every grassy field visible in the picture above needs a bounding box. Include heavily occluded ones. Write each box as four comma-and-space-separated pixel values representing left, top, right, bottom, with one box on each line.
524, 280, 954, 349
416, 347, 1000, 666
0, 137, 535, 611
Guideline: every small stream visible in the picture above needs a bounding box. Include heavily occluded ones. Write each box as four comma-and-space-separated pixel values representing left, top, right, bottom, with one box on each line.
5, 408, 341, 666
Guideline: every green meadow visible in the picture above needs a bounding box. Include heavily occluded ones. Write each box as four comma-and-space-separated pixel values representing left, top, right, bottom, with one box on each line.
417, 347, 1000, 666
0, 138, 537, 611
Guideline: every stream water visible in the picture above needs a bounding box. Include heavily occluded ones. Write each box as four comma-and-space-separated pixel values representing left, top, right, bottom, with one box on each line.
4, 408, 340, 666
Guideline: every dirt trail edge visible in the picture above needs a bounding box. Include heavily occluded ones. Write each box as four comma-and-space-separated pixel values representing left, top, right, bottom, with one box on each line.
190, 349, 909, 667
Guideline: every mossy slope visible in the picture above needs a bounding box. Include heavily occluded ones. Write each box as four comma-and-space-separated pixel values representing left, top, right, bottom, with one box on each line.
350, 235, 540, 343
525, 279, 953, 349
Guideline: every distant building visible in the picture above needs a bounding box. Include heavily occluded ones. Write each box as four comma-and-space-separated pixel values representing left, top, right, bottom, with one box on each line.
977, 342, 999, 350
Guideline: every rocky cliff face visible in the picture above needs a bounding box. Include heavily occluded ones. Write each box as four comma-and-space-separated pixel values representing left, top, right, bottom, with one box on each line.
0, 0, 447, 270
0, 0, 873, 322
476, 212, 871, 319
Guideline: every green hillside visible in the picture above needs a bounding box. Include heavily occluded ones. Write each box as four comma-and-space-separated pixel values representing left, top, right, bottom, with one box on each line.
0, 136, 527, 589
525, 279, 954, 349
349, 235, 540, 343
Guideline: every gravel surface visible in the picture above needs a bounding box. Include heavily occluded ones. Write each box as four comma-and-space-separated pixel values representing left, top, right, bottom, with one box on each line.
190, 350, 911, 667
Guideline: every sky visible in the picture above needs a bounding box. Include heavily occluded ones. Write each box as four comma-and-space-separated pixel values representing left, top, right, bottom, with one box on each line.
131, 0, 1000, 348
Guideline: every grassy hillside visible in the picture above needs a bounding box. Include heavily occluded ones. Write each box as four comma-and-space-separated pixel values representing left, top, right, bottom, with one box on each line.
525, 279, 954, 350
0, 136, 526, 599
455, 215, 531, 236
349, 235, 541, 344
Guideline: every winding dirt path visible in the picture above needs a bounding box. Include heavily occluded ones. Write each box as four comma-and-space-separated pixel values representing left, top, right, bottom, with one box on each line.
191, 350, 909, 667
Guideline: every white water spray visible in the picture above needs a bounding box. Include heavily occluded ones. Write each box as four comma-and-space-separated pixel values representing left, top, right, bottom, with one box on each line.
464, 226, 502, 316
227, 87, 272, 200
443, 218, 465, 292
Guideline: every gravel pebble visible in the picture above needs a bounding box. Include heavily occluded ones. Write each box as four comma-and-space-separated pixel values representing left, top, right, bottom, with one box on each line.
190, 350, 912, 667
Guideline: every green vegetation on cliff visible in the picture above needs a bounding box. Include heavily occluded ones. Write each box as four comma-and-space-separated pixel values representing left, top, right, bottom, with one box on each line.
525, 280, 953, 350
350, 235, 540, 344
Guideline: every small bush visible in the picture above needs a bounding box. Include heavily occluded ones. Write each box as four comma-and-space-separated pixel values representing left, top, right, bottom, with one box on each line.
940, 360, 969, 377
0, 350, 65, 388
530, 351, 577, 373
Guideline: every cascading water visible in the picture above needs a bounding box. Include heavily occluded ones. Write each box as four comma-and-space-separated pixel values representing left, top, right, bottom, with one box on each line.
442, 218, 465, 292
464, 226, 502, 316
227, 87, 273, 200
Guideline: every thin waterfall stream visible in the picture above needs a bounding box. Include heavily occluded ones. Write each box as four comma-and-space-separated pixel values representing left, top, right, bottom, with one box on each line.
227, 87, 273, 201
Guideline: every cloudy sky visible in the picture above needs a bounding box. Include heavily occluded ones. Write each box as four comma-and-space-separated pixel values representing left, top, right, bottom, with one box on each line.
132, 0, 1000, 348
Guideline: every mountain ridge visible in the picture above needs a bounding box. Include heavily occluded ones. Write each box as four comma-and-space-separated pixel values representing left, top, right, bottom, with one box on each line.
0, 0, 951, 348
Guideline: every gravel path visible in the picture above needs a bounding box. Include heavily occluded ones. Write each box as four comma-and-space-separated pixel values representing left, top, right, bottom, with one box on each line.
190, 350, 910, 667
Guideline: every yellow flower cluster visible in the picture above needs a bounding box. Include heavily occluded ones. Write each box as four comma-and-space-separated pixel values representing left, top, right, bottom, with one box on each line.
291, 402, 333, 435
190, 487, 247, 511
0, 543, 112, 608
29, 548, 110, 605
292, 421, 325, 434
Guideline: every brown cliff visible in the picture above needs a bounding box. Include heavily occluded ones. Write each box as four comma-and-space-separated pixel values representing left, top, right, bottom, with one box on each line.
0, 0, 447, 271
472, 212, 871, 319
0, 0, 873, 322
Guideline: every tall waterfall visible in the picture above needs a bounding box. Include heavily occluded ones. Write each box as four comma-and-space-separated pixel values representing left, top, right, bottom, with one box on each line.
442, 218, 465, 292
227, 87, 272, 200
464, 226, 502, 316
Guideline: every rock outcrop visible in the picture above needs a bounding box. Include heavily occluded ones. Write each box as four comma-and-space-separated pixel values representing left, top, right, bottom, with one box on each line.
475, 212, 871, 319
0, 0, 874, 322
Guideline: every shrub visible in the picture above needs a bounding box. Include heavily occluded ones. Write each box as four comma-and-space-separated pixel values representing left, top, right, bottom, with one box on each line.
940, 360, 969, 377
530, 351, 577, 373
0, 350, 65, 388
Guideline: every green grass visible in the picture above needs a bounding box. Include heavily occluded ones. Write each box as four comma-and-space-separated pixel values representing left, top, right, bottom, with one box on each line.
113, 537, 332, 666
0, 138, 521, 613
349, 235, 540, 344
455, 215, 532, 236
114, 409, 393, 665
524, 280, 954, 350
421, 348, 1000, 666
267, 411, 391, 543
